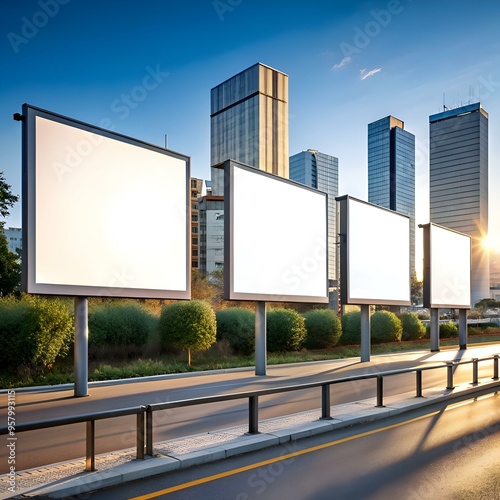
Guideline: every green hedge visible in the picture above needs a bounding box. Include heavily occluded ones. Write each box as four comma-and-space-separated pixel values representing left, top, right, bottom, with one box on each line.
371, 311, 402, 344
216, 308, 255, 355
440, 321, 458, 338
400, 312, 426, 341
340, 311, 361, 345
303, 309, 341, 349
88, 303, 155, 347
267, 308, 306, 352
0, 295, 73, 372
158, 300, 216, 355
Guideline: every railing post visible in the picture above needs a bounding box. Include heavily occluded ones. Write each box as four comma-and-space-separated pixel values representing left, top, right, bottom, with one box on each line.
416, 370, 423, 398
146, 405, 153, 456
472, 358, 479, 386
376, 376, 384, 407
136, 409, 145, 460
493, 355, 499, 381
85, 420, 95, 472
321, 384, 332, 419
249, 396, 259, 434
446, 363, 454, 390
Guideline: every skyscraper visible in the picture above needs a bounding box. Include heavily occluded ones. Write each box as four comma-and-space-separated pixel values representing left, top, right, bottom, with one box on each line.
289, 150, 339, 288
429, 102, 489, 305
210, 63, 289, 195
368, 116, 416, 277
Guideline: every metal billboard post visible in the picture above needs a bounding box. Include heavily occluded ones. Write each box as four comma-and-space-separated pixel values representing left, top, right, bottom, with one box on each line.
430, 308, 440, 352
458, 308, 467, 350
360, 304, 371, 362
74, 296, 89, 397
255, 301, 267, 376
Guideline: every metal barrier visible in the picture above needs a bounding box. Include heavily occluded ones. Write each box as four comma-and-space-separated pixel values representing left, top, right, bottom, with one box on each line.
1, 354, 499, 470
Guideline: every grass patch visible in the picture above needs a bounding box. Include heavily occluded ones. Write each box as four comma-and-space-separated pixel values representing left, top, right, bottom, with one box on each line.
1, 331, 500, 389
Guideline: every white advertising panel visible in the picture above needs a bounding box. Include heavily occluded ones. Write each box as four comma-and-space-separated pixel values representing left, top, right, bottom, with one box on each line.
337, 195, 411, 305
224, 161, 328, 303
422, 223, 471, 308
22, 104, 190, 298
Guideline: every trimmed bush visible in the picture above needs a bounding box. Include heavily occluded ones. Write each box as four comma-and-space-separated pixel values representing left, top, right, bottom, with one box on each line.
303, 309, 341, 349
440, 321, 458, 338
88, 303, 155, 348
0, 295, 73, 373
371, 311, 402, 344
216, 308, 255, 355
340, 311, 361, 345
267, 308, 306, 352
158, 300, 217, 365
400, 312, 426, 341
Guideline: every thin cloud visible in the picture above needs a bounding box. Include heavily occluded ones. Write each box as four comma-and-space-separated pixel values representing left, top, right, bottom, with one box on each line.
360, 68, 381, 80
332, 56, 351, 70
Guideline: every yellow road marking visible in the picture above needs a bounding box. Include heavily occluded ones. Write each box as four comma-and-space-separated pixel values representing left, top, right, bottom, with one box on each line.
129, 409, 444, 499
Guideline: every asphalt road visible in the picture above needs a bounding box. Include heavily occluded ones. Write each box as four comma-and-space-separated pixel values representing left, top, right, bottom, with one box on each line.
1, 345, 499, 473
78, 392, 500, 500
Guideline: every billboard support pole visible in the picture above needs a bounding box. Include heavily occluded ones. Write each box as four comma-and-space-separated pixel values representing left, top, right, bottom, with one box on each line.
360, 304, 371, 362
255, 301, 267, 376
430, 308, 439, 352
74, 297, 89, 397
459, 308, 467, 350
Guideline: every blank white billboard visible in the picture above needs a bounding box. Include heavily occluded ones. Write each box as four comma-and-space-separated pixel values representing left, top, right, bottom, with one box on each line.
22, 104, 190, 298
421, 223, 471, 308
337, 195, 411, 305
224, 161, 328, 303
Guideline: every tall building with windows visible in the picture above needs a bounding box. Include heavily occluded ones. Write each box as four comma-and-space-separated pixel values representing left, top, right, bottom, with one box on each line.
429, 102, 489, 305
368, 116, 416, 276
210, 62, 289, 195
289, 150, 339, 288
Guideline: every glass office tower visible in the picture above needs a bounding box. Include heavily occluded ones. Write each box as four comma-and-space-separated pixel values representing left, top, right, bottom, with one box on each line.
368, 116, 416, 278
429, 102, 489, 306
210, 63, 289, 194
289, 150, 339, 286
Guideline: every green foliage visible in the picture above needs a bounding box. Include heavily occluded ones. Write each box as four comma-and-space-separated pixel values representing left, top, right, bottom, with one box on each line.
371, 311, 402, 344
0, 171, 19, 219
158, 301, 217, 360
0, 230, 21, 297
266, 308, 306, 352
303, 309, 341, 349
440, 321, 458, 338
340, 311, 361, 345
0, 295, 73, 373
216, 308, 255, 355
400, 312, 426, 341
88, 303, 156, 348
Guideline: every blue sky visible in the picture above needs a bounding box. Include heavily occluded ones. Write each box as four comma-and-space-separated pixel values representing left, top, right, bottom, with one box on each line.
1, 0, 500, 268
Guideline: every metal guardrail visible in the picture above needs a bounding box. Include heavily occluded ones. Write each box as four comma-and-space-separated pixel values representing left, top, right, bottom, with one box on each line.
1, 355, 499, 471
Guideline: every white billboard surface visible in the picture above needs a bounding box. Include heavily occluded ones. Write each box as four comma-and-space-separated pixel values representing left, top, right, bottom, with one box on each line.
225, 161, 328, 303
427, 224, 471, 308
338, 196, 411, 305
22, 105, 190, 298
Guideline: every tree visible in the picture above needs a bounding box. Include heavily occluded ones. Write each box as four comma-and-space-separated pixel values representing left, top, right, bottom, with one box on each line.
411, 272, 423, 306
0, 172, 21, 296
0, 172, 19, 219
158, 300, 217, 366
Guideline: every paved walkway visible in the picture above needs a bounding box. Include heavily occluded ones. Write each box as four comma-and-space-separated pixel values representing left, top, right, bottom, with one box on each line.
1, 345, 500, 499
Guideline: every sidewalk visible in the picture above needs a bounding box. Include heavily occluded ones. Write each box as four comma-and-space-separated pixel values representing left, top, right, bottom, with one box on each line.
2, 345, 500, 499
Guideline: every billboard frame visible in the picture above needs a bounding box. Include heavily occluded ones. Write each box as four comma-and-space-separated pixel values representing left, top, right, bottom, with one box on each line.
336, 195, 411, 307
224, 160, 329, 304
21, 103, 191, 299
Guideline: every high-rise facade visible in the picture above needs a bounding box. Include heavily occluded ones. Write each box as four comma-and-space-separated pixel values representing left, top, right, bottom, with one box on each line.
429, 102, 489, 306
210, 63, 289, 195
289, 150, 339, 286
368, 116, 416, 277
